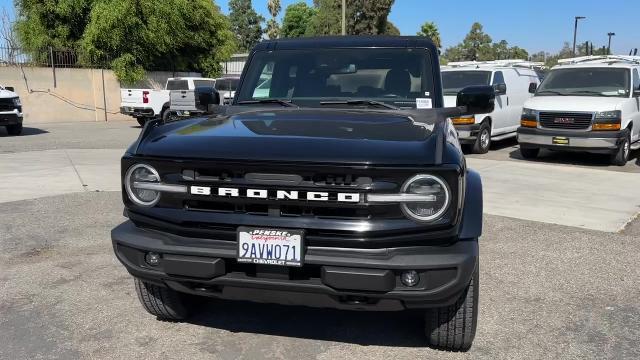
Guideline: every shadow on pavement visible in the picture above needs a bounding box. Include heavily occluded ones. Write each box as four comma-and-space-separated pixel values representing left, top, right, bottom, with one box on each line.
0, 126, 49, 137
507, 148, 640, 168
188, 298, 428, 347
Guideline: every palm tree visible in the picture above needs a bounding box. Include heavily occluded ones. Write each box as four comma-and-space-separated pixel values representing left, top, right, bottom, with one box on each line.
417, 21, 441, 49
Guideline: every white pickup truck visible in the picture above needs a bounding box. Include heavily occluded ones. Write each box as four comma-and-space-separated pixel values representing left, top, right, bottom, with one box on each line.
120, 77, 216, 126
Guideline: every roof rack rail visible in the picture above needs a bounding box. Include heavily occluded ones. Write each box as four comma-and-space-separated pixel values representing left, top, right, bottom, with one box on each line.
557, 55, 640, 65
445, 59, 545, 69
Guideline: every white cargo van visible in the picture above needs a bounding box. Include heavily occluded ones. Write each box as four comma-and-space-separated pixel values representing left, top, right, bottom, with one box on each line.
517, 56, 640, 165
442, 61, 541, 153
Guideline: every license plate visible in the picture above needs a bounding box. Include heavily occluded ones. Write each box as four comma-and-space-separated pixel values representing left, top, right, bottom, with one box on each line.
237, 227, 304, 267
552, 136, 570, 145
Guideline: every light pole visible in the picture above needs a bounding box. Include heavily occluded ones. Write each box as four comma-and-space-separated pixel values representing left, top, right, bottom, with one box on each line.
572, 16, 586, 56
341, 0, 346, 35
607, 32, 616, 55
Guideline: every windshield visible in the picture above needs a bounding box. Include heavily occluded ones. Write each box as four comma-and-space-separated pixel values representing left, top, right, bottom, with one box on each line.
216, 78, 239, 91
441, 71, 491, 95
235, 48, 435, 108
537, 67, 630, 97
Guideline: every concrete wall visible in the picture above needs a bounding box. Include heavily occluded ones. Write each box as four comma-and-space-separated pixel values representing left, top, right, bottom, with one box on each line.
0, 67, 201, 124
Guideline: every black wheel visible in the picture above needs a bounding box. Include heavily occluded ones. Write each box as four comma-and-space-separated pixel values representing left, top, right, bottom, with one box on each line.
6, 123, 22, 136
520, 147, 539, 159
471, 122, 491, 154
425, 263, 479, 352
161, 108, 171, 122
610, 132, 630, 166
134, 278, 189, 320
136, 117, 147, 127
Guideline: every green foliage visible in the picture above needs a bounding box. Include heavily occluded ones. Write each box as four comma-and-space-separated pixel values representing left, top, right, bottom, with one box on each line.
281, 2, 316, 38
15, 0, 96, 51
266, 0, 281, 39
307, 0, 395, 36
385, 21, 400, 36
81, 0, 235, 84
229, 0, 264, 51
442, 22, 529, 62
417, 21, 441, 48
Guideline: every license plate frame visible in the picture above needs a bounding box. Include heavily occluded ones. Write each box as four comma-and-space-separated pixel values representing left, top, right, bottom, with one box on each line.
552, 136, 570, 145
237, 226, 304, 267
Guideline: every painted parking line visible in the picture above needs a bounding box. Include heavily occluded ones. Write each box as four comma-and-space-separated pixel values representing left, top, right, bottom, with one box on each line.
469, 158, 640, 232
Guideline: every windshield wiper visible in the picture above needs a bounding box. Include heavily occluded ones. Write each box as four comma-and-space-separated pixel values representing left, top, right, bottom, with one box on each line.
320, 99, 399, 110
536, 90, 569, 96
568, 90, 617, 97
237, 99, 299, 107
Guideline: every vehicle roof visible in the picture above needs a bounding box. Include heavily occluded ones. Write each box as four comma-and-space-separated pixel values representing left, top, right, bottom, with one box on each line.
253, 36, 438, 51
552, 62, 639, 70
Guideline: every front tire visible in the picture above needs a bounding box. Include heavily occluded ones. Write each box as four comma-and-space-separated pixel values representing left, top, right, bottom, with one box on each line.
6, 123, 22, 136
471, 122, 491, 154
425, 263, 479, 352
134, 278, 189, 320
610, 133, 630, 166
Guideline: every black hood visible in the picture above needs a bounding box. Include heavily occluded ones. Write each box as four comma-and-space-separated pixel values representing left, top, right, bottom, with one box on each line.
134, 108, 447, 165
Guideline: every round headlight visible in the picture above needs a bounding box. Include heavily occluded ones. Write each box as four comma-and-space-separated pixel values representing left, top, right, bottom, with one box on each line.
125, 164, 161, 207
400, 174, 450, 222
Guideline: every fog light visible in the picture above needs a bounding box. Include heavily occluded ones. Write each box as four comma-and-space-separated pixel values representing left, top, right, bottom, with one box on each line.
401, 270, 420, 287
145, 252, 161, 266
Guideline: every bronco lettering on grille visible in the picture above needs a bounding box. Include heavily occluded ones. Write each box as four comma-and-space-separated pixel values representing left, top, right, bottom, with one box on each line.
189, 186, 360, 203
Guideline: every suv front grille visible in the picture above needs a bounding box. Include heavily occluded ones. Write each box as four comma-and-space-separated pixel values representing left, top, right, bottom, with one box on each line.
0, 98, 16, 112
539, 112, 593, 130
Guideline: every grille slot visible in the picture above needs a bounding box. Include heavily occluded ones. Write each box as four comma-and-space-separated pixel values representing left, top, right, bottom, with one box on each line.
0, 98, 16, 112
539, 112, 593, 130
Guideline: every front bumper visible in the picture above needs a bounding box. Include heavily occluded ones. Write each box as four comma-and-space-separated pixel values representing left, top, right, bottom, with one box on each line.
455, 123, 481, 143
0, 111, 22, 126
517, 127, 624, 153
112, 221, 478, 311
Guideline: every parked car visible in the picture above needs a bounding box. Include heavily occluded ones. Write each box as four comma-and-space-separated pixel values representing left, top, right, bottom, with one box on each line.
517, 55, 640, 165
0, 85, 23, 136
169, 78, 221, 117
120, 77, 216, 126
111, 36, 495, 351
442, 61, 540, 153
215, 76, 240, 104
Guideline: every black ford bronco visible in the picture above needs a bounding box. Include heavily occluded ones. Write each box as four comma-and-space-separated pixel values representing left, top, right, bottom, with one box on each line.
111, 36, 494, 351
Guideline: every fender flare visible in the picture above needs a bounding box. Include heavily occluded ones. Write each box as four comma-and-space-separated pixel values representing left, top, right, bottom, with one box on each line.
459, 168, 483, 239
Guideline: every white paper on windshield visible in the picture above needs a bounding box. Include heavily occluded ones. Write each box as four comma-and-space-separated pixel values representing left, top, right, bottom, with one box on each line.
416, 98, 433, 109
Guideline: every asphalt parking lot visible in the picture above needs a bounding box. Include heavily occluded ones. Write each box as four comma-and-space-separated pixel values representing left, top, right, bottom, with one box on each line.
1, 121, 639, 359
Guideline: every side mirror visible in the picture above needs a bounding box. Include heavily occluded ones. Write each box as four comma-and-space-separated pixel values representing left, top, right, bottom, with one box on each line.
493, 83, 507, 95
5, 86, 14, 92
528, 82, 538, 94
457, 85, 495, 115
194, 86, 221, 112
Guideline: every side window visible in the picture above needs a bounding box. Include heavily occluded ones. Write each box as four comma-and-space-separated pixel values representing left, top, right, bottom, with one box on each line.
166, 80, 189, 90
633, 69, 640, 91
492, 71, 505, 85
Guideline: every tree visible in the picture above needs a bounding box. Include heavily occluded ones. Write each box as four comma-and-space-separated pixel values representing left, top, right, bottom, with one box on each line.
0, 8, 19, 63
81, 0, 235, 84
385, 21, 400, 36
15, 0, 96, 51
266, 0, 281, 40
461, 22, 492, 61
307, 0, 394, 36
229, 0, 264, 51
417, 21, 441, 48
281, 2, 316, 38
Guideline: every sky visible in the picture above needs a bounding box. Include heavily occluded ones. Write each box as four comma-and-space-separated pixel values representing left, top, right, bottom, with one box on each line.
217, 0, 639, 55
1, 0, 638, 55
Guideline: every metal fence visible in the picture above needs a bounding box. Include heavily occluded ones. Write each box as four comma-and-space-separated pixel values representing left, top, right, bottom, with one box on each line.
0, 46, 110, 68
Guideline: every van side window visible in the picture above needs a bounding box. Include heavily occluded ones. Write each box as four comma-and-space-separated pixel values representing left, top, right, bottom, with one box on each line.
633, 69, 640, 90
492, 71, 505, 85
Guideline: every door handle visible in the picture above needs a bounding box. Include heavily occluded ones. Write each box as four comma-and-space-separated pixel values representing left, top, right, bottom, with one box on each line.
506, 96, 509, 106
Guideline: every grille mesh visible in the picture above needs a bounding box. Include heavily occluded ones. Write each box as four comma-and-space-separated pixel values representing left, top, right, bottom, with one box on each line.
539, 112, 593, 130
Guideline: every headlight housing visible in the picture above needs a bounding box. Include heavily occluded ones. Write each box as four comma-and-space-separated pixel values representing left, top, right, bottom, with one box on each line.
595, 110, 621, 119
400, 174, 450, 222
521, 108, 538, 127
522, 108, 537, 117
12, 97, 21, 107
125, 164, 161, 207
593, 110, 622, 131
